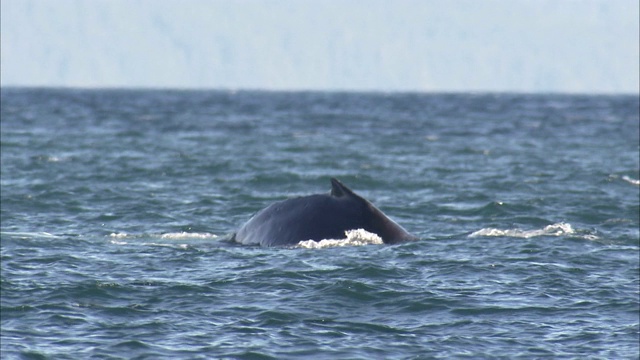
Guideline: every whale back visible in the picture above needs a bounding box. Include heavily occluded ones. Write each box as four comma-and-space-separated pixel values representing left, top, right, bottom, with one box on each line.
234, 178, 418, 246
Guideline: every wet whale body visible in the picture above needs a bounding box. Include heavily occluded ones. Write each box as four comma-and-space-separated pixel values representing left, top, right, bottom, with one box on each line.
233, 178, 418, 247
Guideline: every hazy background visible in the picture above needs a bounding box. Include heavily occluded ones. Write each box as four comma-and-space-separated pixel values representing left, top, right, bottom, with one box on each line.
2, 0, 638, 93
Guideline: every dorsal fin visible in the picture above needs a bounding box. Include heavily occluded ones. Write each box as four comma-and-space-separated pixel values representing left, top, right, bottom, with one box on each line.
330, 178, 356, 198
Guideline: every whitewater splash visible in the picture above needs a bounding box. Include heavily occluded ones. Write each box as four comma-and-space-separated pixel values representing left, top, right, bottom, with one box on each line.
296, 228, 384, 249
469, 223, 577, 239
108, 231, 381, 249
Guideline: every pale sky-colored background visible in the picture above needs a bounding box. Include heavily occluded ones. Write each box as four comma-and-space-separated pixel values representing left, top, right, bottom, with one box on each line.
1, 0, 638, 93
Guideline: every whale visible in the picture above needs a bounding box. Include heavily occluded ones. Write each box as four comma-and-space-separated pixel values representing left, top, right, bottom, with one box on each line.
233, 178, 418, 247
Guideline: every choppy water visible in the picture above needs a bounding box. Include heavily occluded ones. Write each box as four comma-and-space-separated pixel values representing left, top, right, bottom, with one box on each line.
1, 88, 639, 359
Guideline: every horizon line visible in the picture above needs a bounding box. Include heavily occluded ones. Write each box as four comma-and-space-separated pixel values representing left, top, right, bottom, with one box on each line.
2, 85, 638, 97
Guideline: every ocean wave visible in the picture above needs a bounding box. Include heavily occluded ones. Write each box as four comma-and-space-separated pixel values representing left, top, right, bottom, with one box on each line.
468, 222, 577, 239
296, 228, 383, 249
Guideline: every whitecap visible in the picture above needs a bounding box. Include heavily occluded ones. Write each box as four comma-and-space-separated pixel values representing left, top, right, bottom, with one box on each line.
469, 222, 575, 238
296, 228, 383, 249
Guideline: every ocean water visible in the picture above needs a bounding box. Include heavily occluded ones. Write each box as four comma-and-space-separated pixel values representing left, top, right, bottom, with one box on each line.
1, 88, 638, 359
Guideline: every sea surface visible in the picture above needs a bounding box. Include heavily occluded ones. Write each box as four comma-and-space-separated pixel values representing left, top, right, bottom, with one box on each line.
1, 88, 639, 359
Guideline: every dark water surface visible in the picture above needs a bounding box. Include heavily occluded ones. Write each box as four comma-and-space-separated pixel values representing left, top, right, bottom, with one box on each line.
1, 88, 639, 359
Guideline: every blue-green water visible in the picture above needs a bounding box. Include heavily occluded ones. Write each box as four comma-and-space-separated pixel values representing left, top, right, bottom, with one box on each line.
1, 88, 639, 359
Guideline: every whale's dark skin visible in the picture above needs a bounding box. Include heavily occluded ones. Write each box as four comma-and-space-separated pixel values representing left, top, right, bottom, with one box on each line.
233, 178, 418, 247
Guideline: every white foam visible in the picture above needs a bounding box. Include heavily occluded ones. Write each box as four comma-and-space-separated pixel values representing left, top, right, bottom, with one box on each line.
159, 232, 218, 239
109, 232, 217, 240
469, 222, 575, 238
109, 232, 129, 238
296, 228, 383, 249
108, 232, 217, 247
